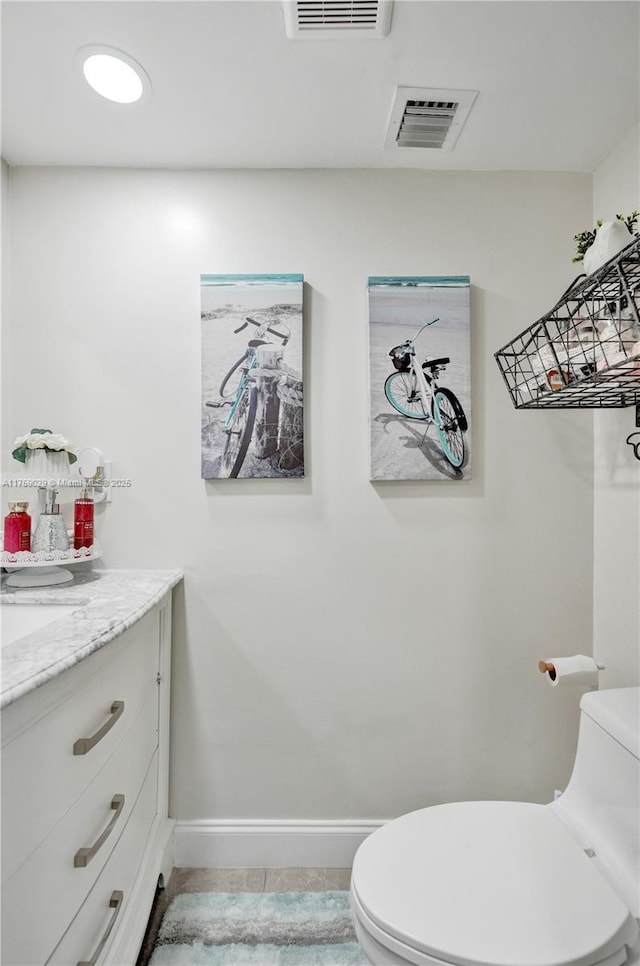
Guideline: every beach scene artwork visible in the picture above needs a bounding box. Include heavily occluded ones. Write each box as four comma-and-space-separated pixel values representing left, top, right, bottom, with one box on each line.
201, 274, 304, 479
369, 276, 471, 481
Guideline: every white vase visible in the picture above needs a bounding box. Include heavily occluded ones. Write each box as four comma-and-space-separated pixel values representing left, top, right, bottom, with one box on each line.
25, 449, 75, 485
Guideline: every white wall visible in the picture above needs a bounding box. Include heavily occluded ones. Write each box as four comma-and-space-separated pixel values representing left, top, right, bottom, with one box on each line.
592, 123, 640, 688
3, 166, 595, 821
1, 160, 11, 462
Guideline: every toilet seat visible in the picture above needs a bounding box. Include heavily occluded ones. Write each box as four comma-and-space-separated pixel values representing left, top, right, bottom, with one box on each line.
351, 801, 638, 966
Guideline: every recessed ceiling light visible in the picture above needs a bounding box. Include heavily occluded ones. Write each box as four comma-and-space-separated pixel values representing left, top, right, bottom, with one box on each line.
78, 45, 151, 104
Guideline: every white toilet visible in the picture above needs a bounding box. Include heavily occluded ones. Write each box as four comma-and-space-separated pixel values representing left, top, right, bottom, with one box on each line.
351, 686, 640, 966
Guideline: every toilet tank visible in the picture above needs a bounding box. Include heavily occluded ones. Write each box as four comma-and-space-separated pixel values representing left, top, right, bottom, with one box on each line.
550, 686, 640, 917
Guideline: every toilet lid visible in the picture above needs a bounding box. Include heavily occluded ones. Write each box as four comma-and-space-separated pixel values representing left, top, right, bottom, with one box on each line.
352, 802, 638, 966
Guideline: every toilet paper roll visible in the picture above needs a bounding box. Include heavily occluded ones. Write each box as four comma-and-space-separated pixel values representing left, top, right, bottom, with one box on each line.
541, 655, 601, 687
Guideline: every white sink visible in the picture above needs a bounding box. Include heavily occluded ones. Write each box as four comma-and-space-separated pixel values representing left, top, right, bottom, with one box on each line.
1, 602, 84, 649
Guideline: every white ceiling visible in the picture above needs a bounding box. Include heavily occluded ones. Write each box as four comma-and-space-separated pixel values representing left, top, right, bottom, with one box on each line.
1, 0, 639, 171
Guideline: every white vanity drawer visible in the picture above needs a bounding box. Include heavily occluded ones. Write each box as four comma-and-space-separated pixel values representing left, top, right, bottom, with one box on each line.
1, 609, 159, 883
1, 689, 158, 966
47, 754, 158, 966
47, 749, 159, 966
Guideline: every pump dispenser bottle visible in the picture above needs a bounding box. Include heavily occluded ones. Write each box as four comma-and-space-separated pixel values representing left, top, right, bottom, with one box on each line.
32, 491, 69, 552
74, 483, 94, 550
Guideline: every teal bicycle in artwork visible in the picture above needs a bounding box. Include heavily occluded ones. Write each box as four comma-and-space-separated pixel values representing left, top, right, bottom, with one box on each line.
207, 316, 291, 478
385, 318, 468, 469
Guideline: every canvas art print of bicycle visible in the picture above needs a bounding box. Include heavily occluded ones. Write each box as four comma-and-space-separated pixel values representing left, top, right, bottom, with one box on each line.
369, 276, 471, 481
201, 274, 304, 479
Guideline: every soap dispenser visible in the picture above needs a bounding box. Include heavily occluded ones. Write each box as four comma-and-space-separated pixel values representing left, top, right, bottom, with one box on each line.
32, 490, 70, 552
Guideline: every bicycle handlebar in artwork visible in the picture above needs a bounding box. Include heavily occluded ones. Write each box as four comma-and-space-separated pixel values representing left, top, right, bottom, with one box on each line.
234, 316, 291, 343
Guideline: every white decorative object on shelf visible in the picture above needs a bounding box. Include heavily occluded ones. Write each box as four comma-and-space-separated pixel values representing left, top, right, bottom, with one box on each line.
583, 219, 635, 276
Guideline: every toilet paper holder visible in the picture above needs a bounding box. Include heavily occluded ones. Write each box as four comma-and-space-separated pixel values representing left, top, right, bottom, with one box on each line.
538, 659, 605, 682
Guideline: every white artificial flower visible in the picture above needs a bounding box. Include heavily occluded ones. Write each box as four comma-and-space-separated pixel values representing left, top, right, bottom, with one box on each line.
26, 435, 48, 449
16, 432, 75, 452
41, 433, 71, 451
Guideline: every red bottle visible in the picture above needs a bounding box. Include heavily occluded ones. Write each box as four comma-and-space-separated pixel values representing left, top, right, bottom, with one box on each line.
74, 492, 94, 550
3, 502, 31, 552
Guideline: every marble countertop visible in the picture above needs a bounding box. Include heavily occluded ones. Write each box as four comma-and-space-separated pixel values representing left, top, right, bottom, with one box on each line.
0, 568, 183, 710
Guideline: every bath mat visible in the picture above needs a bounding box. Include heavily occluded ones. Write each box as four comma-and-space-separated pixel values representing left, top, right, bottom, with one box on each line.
149, 891, 369, 965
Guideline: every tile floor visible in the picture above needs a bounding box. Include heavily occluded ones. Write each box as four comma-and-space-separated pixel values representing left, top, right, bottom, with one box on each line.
136, 868, 353, 965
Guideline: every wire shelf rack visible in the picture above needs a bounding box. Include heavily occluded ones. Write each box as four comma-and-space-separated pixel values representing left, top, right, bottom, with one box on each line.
495, 237, 640, 411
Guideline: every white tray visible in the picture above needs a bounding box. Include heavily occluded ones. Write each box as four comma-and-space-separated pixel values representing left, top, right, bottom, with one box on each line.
1, 543, 101, 568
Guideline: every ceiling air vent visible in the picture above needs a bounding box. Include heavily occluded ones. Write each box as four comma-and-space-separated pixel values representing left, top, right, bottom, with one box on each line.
384, 87, 478, 152
283, 1, 393, 39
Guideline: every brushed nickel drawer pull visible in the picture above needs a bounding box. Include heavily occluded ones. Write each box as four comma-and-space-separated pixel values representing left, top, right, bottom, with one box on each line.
77, 890, 124, 966
73, 701, 125, 755
74, 795, 125, 868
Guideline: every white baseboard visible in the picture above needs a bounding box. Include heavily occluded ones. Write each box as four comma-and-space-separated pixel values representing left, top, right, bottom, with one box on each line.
173, 819, 387, 869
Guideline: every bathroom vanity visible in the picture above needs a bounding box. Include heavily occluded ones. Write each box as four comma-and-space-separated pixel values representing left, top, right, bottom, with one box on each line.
0, 568, 182, 966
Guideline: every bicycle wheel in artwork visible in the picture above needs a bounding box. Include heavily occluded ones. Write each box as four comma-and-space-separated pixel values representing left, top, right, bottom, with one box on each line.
369, 275, 471, 481
201, 274, 304, 479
